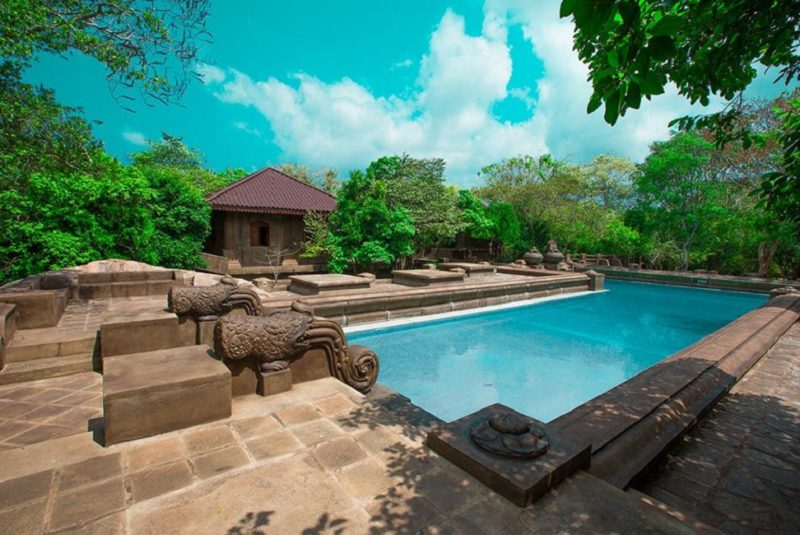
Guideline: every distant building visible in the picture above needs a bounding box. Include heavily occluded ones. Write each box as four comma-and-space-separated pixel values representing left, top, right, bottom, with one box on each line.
204, 167, 335, 271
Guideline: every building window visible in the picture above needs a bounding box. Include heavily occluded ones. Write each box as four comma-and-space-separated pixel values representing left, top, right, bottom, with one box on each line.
250, 222, 270, 246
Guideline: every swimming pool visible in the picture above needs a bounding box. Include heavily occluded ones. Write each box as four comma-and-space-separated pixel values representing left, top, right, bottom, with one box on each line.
348, 280, 767, 422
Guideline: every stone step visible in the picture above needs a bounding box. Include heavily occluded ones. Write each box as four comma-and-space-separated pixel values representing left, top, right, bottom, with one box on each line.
78, 270, 175, 284
103, 345, 231, 444
6, 327, 97, 362
0, 353, 94, 385
77, 280, 181, 300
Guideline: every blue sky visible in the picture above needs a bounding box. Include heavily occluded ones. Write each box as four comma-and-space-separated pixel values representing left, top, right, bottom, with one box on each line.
25, 0, 793, 186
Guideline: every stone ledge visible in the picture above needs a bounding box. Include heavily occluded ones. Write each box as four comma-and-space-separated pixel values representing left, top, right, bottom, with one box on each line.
552, 293, 800, 489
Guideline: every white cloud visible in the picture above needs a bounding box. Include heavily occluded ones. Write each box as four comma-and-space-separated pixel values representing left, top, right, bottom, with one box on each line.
232, 121, 263, 138
196, 62, 226, 85
203, 2, 792, 184
392, 59, 414, 69
122, 130, 147, 146
206, 10, 547, 186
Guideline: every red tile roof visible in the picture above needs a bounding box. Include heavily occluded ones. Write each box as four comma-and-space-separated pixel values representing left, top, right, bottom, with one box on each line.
206, 166, 336, 215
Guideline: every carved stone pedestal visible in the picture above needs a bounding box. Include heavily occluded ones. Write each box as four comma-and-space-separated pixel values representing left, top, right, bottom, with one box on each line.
586, 270, 605, 291
261, 368, 292, 396
427, 404, 591, 506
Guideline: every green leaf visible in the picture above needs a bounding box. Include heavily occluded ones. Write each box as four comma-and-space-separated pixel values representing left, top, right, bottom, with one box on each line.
604, 89, 621, 125
608, 50, 619, 67
626, 82, 642, 109
618, 1, 639, 25
650, 14, 682, 37
587, 93, 603, 114
559, 0, 577, 18
648, 35, 676, 61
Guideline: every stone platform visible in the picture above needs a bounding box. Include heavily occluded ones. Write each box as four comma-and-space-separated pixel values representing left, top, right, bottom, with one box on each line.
392, 269, 465, 287
287, 274, 372, 295
438, 262, 496, 275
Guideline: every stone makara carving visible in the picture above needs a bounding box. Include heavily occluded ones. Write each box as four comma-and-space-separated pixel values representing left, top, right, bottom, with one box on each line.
470, 413, 549, 459
214, 301, 379, 393
214, 310, 311, 372
168, 277, 261, 320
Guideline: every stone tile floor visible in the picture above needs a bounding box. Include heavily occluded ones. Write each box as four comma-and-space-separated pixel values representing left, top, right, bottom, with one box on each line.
0, 376, 699, 534
1, 321, 797, 534
637, 322, 800, 534
0, 373, 102, 450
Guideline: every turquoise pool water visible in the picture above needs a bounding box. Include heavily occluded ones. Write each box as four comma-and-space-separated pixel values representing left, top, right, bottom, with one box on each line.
348, 280, 767, 422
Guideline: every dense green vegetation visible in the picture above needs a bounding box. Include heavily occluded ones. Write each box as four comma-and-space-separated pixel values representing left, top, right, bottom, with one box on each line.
561, 0, 800, 242
0, 1, 232, 283
305, 92, 798, 277
0, 1, 797, 283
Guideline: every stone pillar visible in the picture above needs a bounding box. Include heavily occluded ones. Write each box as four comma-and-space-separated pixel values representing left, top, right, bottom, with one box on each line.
587, 270, 605, 291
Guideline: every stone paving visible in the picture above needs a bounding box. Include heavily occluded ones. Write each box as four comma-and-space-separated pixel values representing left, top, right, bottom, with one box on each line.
637, 322, 800, 534
0, 376, 699, 534
0, 373, 102, 450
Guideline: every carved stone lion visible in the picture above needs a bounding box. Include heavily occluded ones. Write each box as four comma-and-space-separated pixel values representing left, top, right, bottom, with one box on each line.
168, 277, 261, 319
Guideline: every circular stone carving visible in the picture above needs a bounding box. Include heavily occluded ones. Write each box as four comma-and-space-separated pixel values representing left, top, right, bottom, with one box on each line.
469, 412, 549, 459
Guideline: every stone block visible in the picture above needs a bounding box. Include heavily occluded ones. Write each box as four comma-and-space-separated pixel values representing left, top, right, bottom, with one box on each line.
100, 315, 196, 358
226, 359, 260, 397
260, 368, 292, 396
288, 274, 371, 295
587, 270, 605, 291
103, 345, 231, 445
0, 289, 67, 328
289, 347, 332, 384
427, 404, 591, 507
392, 269, 464, 287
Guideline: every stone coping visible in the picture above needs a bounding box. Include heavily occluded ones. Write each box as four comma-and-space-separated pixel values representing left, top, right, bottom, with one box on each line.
391, 269, 465, 286
296, 272, 590, 325
437, 262, 496, 274
550, 293, 800, 489
582, 266, 799, 294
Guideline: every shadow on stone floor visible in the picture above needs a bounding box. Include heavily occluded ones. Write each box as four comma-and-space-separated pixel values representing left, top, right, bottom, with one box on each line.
635, 387, 800, 534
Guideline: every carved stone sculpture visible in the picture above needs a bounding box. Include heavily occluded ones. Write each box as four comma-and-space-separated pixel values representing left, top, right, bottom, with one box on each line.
522, 247, 543, 266
469, 412, 549, 459
168, 277, 261, 320
214, 301, 379, 393
544, 240, 564, 265
769, 286, 799, 299
214, 310, 311, 371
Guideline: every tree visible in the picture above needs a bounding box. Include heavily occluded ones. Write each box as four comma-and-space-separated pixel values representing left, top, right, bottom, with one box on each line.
1, 0, 211, 105
366, 155, 462, 252
562, 0, 799, 227
486, 202, 522, 259
0, 154, 156, 281
324, 170, 415, 273
457, 190, 494, 240
131, 134, 240, 195
0, 65, 100, 191
583, 154, 636, 210
636, 132, 719, 270
275, 163, 340, 194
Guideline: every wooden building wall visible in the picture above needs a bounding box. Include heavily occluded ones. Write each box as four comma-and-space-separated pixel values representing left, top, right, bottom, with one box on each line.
207, 210, 307, 267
